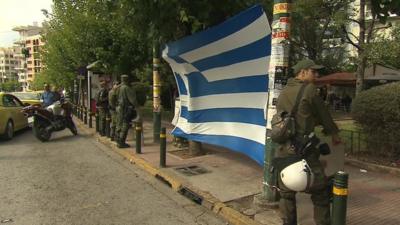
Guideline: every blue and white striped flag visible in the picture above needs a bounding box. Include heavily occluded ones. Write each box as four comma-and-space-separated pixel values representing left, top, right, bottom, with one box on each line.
162, 5, 271, 165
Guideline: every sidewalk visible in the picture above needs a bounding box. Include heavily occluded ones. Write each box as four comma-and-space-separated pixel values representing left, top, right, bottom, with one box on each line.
75, 117, 400, 225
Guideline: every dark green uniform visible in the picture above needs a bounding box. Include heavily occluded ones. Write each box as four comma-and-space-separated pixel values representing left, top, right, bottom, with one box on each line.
117, 76, 139, 148
96, 86, 109, 136
108, 85, 120, 141
276, 78, 339, 225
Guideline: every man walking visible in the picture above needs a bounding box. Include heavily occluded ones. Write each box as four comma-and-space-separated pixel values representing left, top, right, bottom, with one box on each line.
96, 80, 109, 136
108, 80, 120, 142
276, 59, 341, 225
116, 75, 141, 148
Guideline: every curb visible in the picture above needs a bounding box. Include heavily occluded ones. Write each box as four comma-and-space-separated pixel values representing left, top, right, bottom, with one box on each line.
345, 158, 400, 177
75, 119, 263, 225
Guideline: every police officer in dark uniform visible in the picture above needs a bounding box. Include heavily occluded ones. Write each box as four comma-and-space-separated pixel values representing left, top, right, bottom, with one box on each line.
96, 80, 109, 136
116, 75, 141, 148
108, 80, 120, 141
276, 59, 341, 225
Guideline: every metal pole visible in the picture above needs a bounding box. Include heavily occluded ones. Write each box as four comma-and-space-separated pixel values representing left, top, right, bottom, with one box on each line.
87, 71, 92, 113
135, 121, 142, 154
350, 131, 353, 154
84, 107, 88, 125
153, 41, 161, 143
262, 0, 292, 204
160, 127, 166, 168
80, 106, 84, 121
332, 171, 349, 225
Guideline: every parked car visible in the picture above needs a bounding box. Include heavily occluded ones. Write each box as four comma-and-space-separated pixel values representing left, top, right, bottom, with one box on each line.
0, 92, 29, 140
11, 91, 43, 106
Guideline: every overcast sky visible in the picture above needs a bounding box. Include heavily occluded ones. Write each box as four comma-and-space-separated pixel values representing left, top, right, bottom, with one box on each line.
0, 0, 53, 47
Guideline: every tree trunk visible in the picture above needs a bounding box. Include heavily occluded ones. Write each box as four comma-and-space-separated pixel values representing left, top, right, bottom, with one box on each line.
356, 0, 366, 95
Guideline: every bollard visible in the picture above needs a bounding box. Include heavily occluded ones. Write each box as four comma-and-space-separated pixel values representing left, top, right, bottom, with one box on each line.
105, 116, 111, 137
135, 121, 142, 154
95, 112, 99, 133
332, 171, 349, 225
160, 127, 166, 168
84, 107, 88, 125
89, 112, 93, 128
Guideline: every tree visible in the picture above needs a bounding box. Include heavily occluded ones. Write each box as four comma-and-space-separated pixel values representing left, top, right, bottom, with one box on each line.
290, 0, 353, 74
365, 25, 400, 69
342, 0, 400, 95
0, 80, 21, 92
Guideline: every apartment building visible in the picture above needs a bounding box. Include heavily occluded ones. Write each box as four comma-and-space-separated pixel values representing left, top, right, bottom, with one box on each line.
347, 0, 400, 57
0, 47, 18, 83
12, 24, 43, 90
25, 34, 45, 86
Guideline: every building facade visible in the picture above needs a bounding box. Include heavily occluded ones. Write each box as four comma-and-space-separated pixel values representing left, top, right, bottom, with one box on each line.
12, 24, 43, 90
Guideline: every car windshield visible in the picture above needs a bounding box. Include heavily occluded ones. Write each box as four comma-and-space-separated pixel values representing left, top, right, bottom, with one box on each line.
11, 92, 41, 100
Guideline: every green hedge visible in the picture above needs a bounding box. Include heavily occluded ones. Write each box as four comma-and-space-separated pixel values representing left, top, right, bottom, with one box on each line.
352, 82, 400, 156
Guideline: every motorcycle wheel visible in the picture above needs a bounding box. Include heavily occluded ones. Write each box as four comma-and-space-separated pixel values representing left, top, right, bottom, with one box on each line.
33, 118, 51, 142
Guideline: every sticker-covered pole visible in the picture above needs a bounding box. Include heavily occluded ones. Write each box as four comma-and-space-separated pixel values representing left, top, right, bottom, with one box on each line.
263, 0, 292, 203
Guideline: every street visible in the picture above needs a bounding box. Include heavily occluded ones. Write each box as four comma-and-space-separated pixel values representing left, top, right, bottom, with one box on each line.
0, 128, 226, 225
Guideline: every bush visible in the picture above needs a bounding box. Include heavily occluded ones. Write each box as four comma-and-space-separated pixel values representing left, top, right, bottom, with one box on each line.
132, 82, 150, 106
352, 82, 400, 157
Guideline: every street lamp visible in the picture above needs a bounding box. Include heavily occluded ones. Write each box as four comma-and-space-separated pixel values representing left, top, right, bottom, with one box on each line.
41, 9, 54, 18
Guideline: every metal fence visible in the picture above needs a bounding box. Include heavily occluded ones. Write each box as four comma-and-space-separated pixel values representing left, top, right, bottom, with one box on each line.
340, 129, 400, 157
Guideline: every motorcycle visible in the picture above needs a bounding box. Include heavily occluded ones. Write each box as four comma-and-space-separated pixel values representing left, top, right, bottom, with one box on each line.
22, 99, 77, 142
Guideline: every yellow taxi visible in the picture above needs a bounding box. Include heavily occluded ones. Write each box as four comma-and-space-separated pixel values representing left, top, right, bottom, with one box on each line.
0, 92, 29, 140
11, 91, 43, 106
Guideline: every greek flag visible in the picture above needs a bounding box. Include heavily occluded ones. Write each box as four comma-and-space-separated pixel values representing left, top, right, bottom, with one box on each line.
162, 5, 271, 165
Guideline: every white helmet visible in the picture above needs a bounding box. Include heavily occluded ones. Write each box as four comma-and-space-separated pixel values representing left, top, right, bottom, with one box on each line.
280, 159, 314, 192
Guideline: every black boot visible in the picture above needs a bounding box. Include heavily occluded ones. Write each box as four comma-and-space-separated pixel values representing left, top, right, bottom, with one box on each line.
117, 130, 130, 148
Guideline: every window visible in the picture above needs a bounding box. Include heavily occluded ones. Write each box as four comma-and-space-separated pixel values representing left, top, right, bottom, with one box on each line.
2, 95, 22, 107
26, 40, 31, 44
27, 61, 32, 64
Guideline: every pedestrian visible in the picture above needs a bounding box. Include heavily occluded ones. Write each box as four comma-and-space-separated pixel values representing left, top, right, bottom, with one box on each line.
116, 74, 141, 148
275, 59, 341, 225
342, 94, 352, 113
52, 86, 61, 102
96, 80, 109, 136
41, 84, 55, 107
108, 80, 120, 142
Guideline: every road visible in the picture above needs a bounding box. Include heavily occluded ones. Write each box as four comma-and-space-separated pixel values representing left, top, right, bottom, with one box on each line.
0, 128, 226, 225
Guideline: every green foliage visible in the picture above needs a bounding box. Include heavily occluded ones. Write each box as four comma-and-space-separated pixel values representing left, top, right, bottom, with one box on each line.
132, 82, 150, 106
352, 82, 400, 156
0, 80, 21, 92
31, 73, 48, 91
290, 0, 353, 73
365, 25, 400, 69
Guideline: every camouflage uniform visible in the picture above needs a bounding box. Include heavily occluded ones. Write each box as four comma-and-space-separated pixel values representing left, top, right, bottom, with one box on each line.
116, 75, 140, 148
108, 82, 120, 142
276, 61, 339, 225
96, 82, 109, 136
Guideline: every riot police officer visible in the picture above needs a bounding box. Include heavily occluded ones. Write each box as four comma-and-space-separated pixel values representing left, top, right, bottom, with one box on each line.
116, 75, 141, 148
276, 59, 341, 225
96, 80, 109, 136
108, 80, 120, 142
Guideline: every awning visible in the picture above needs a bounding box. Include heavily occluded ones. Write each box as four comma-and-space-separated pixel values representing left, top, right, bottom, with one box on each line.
315, 72, 356, 85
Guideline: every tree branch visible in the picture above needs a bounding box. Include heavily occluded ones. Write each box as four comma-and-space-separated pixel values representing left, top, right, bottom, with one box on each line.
341, 25, 362, 51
